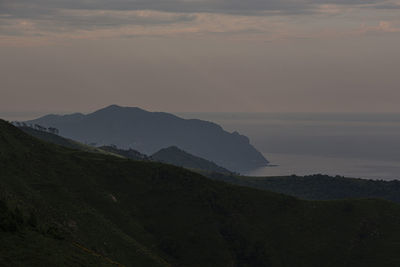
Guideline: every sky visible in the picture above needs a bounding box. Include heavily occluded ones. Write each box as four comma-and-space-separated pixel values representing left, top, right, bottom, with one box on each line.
1, 0, 400, 116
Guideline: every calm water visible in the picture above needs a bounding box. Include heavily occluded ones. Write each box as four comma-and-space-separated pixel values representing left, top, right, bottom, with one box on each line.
178, 113, 400, 180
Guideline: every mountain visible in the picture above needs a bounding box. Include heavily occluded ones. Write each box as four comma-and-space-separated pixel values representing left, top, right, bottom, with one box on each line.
15, 126, 400, 204
24, 105, 268, 172
152, 146, 232, 174
2, 119, 400, 266
17, 128, 229, 174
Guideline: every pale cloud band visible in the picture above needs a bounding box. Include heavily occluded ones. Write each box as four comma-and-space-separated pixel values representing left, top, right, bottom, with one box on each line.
1, 0, 400, 44
3, 0, 399, 16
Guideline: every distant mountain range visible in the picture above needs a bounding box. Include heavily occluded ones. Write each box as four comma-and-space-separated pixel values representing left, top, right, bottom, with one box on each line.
24, 105, 268, 172
19, 126, 233, 174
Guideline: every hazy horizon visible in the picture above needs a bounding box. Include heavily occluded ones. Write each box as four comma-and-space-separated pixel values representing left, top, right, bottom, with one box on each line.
2, 107, 400, 122
2, 0, 400, 114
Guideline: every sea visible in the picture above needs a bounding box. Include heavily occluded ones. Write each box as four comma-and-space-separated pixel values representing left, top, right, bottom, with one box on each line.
178, 113, 400, 181
2, 111, 400, 181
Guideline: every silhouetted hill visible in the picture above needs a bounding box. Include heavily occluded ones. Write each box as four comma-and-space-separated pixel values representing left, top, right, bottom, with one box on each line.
25, 105, 268, 172
152, 146, 232, 174
99, 145, 150, 161
2, 119, 400, 266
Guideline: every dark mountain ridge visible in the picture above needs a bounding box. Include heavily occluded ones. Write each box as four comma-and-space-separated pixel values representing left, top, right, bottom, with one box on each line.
152, 146, 232, 174
99, 145, 150, 161
24, 105, 268, 172
17, 126, 232, 174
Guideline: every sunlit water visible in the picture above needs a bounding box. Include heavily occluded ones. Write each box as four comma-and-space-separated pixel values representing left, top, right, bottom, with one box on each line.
178, 112, 400, 180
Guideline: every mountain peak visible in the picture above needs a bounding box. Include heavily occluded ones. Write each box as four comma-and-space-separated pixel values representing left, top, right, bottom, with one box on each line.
95, 105, 146, 114
101, 104, 124, 111
162, 146, 182, 152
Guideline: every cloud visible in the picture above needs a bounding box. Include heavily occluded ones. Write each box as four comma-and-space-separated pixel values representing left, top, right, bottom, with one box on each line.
2, 0, 397, 19
1, 0, 399, 44
358, 20, 400, 33
371, 2, 400, 9
0, 8, 195, 31
0, 12, 292, 44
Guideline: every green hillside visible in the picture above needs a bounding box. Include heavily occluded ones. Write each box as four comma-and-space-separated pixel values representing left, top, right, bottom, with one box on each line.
2, 119, 400, 266
207, 173, 400, 203
152, 146, 232, 175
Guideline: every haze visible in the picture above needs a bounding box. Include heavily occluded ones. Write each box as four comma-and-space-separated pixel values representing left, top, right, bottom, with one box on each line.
1, 0, 400, 114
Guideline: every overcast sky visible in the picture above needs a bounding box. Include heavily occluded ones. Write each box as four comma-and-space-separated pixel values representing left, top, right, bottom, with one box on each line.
1, 0, 400, 115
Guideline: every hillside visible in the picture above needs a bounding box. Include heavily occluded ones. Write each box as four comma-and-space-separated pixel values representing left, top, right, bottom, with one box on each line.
24, 105, 268, 172
152, 146, 232, 175
18, 126, 121, 157
2, 119, 400, 266
207, 173, 400, 203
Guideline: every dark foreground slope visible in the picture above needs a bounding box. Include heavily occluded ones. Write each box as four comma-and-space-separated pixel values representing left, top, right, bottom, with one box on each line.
2, 120, 400, 266
25, 105, 268, 172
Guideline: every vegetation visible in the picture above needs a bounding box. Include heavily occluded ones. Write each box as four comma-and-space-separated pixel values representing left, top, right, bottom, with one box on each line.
207, 173, 400, 203
2, 119, 400, 266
